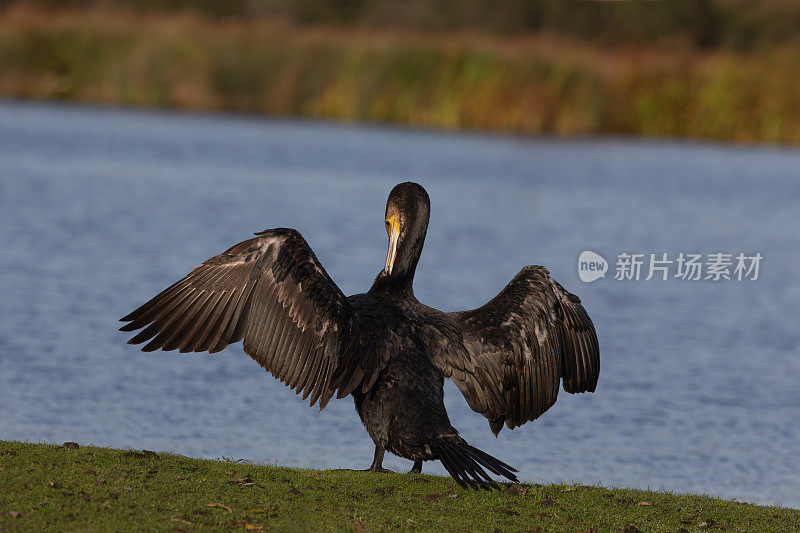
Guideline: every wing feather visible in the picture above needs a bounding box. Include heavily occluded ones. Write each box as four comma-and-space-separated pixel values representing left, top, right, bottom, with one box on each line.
288, 333, 314, 387
443, 265, 599, 435
120, 228, 360, 409
192, 289, 235, 352
224, 279, 257, 348
296, 346, 319, 396
181, 292, 218, 352
301, 350, 323, 400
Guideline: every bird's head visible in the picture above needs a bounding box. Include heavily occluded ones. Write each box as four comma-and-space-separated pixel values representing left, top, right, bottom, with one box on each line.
382, 182, 430, 280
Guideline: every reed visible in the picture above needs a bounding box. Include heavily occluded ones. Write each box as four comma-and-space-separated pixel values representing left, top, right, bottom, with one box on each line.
1, 5, 799, 144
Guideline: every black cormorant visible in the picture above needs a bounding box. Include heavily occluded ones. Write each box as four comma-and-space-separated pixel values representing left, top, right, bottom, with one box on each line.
120, 182, 599, 487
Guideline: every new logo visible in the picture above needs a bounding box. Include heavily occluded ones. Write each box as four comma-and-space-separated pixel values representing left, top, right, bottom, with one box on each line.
578, 251, 608, 283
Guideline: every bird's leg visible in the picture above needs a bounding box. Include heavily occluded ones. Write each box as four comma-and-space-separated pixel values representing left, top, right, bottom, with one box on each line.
364, 444, 394, 473
409, 460, 422, 474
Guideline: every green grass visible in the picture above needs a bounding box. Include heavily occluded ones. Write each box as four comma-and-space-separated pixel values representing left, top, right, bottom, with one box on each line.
0, 441, 798, 532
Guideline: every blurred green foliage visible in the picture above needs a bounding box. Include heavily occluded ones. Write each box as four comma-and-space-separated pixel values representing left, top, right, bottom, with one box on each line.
1, 1, 799, 144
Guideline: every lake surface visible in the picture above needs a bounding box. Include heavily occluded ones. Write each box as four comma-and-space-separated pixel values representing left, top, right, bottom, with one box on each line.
1, 99, 799, 508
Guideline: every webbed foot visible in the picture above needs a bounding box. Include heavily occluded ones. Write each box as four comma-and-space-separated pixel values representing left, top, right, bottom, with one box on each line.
365, 466, 395, 474
333, 466, 395, 473
360, 444, 394, 473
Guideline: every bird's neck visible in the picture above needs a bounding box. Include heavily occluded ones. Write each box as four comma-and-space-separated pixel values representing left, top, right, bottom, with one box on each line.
370, 269, 416, 299
372, 223, 427, 299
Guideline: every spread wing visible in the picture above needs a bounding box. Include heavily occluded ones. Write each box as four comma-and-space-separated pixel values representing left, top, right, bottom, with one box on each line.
442, 266, 599, 435
120, 228, 356, 410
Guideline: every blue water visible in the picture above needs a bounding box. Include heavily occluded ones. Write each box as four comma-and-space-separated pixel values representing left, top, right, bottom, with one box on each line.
1, 100, 799, 507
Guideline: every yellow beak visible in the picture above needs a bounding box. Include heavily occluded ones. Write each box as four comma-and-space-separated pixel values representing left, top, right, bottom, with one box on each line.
384, 215, 400, 275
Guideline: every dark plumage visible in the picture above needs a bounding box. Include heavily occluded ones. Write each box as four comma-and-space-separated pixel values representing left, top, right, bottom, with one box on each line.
120, 182, 599, 487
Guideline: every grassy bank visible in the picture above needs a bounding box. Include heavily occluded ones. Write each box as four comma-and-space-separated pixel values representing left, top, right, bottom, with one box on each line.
0, 441, 798, 532
1, 6, 800, 145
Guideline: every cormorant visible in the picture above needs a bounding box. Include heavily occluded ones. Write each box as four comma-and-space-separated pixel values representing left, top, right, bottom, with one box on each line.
120, 182, 599, 487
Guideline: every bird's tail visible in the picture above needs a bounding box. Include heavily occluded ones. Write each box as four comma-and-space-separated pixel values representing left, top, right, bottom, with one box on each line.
433, 440, 519, 488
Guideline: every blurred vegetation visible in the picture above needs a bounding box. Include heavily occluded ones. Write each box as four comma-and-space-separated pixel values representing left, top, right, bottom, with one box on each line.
1, 1, 799, 144
10, 0, 800, 50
